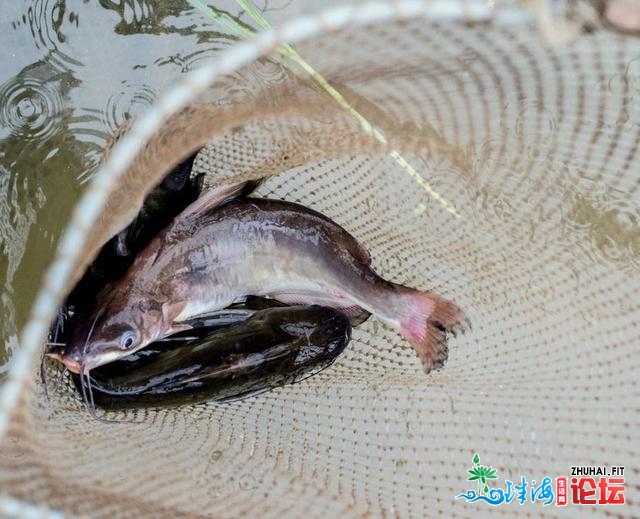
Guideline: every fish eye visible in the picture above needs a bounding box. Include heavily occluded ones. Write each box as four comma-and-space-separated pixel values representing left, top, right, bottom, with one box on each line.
120, 330, 137, 350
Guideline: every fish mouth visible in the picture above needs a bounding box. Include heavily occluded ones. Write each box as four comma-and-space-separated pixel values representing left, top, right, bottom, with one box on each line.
46, 351, 81, 374
47, 346, 135, 374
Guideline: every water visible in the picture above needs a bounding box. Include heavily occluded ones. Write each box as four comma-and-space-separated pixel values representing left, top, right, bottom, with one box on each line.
2, 3, 639, 376
0, 0, 288, 375
2, 2, 639, 375
1, 5, 639, 515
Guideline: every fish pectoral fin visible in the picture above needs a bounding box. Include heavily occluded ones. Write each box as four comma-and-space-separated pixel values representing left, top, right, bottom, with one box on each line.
168, 322, 193, 334
162, 301, 188, 327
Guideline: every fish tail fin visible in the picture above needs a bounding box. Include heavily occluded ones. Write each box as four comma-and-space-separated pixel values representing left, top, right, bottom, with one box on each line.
397, 290, 469, 373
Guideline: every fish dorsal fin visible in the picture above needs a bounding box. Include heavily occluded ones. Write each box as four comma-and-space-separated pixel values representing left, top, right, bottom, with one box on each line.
176, 178, 262, 224
149, 179, 261, 266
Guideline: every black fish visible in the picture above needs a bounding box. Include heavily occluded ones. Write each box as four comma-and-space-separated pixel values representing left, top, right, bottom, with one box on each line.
72, 305, 351, 410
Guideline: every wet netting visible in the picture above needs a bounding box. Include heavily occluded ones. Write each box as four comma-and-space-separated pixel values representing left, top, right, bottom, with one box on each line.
0, 1, 638, 517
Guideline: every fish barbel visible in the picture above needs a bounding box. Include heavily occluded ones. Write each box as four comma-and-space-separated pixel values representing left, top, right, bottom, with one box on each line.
53, 192, 468, 375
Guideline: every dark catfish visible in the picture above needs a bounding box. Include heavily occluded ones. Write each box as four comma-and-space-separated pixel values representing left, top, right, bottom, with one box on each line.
52, 192, 467, 375
64, 153, 204, 310
71, 305, 351, 410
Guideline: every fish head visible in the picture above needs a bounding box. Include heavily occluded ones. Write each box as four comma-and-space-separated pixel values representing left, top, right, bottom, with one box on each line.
49, 299, 165, 374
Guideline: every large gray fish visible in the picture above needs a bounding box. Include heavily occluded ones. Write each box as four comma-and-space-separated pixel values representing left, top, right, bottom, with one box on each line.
50, 185, 468, 375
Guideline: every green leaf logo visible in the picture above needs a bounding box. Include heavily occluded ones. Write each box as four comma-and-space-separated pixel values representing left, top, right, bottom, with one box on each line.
467, 454, 499, 496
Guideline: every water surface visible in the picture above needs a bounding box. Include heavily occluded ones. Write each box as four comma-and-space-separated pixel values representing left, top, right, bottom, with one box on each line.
0, 0, 294, 375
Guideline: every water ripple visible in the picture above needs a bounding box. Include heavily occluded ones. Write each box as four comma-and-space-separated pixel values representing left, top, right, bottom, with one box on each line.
0, 75, 64, 141
565, 180, 640, 273
103, 82, 157, 133
154, 46, 229, 74
11, 0, 82, 72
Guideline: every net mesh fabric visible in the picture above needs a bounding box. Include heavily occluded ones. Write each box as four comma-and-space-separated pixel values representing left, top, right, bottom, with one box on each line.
1, 2, 639, 517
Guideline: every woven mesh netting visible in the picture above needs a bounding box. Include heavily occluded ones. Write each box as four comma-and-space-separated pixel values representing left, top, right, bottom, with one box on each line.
1, 1, 639, 517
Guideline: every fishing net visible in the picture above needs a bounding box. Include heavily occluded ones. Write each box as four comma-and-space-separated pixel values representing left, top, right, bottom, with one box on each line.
1, 1, 639, 517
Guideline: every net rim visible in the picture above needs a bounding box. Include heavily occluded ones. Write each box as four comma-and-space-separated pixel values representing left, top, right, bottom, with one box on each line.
0, 0, 531, 441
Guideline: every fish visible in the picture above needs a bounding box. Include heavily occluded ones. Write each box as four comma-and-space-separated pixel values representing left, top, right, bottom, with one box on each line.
68, 305, 351, 410
113, 152, 201, 257
63, 152, 204, 312
50, 192, 468, 377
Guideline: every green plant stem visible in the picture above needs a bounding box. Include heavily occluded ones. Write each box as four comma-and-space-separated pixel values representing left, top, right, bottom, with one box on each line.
189, 0, 255, 38
187, 0, 460, 217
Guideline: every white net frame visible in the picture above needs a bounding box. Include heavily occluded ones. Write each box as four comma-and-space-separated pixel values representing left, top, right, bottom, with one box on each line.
1, 1, 638, 517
